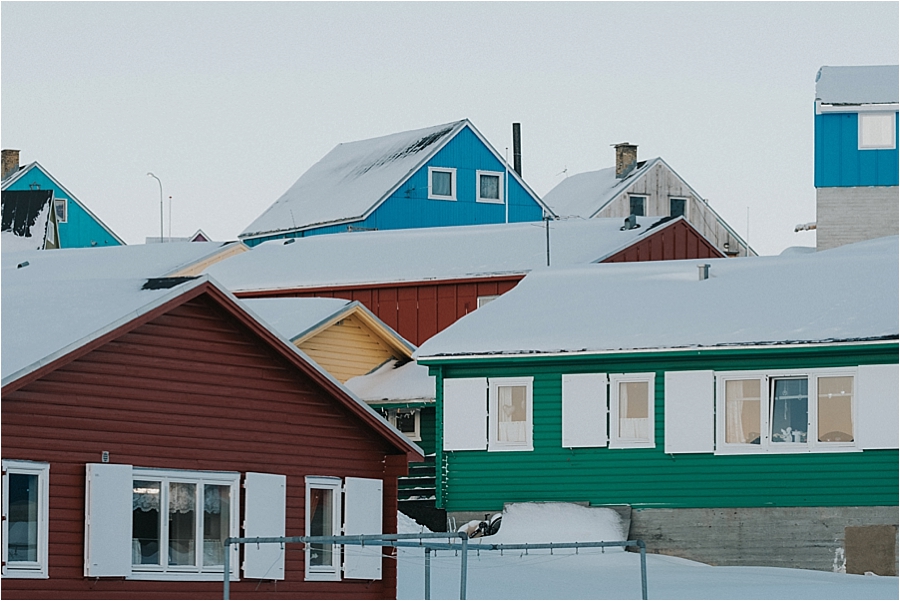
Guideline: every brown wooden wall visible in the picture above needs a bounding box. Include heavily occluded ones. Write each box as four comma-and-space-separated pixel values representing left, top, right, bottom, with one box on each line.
1, 295, 406, 600
238, 277, 523, 347
601, 219, 725, 263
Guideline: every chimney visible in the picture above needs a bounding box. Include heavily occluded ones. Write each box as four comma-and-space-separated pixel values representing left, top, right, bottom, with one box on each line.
614, 143, 637, 179
512, 123, 522, 176
2, 149, 20, 180
697, 263, 710, 281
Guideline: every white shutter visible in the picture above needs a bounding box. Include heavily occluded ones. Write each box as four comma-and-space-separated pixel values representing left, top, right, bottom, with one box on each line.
84, 463, 133, 577
243, 472, 286, 580
665, 371, 715, 453
443, 377, 488, 451
343, 477, 383, 580
857, 364, 899, 449
561, 373, 608, 448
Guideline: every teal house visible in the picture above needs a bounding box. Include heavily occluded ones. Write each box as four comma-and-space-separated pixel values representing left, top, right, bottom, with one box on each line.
1, 150, 123, 249
239, 120, 551, 246
415, 237, 899, 572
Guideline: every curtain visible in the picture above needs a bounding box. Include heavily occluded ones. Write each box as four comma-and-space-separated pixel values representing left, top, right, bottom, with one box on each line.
497, 386, 526, 443
133, 481, 223, 513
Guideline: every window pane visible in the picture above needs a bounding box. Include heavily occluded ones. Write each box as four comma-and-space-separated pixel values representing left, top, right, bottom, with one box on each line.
771, 378, 808, 443
432, 171, 452, 196
133, 480, 161, 565
480, 174, 500, 199
670, 198, 686, 217
630, 196, 645, 216
203, 485, 230, 566
309, 488, 334, 566
860, 113, 895, 148
497, 385, 527, 443
619, 381, 650, 441
169, 482, 196, 566
395, 410, 417, 435
8, 474, 39, 563
818, 376, 854, 442
725, 379, 761, 444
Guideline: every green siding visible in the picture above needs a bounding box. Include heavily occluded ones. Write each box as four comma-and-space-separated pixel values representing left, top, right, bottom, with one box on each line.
432, 343, 899, 512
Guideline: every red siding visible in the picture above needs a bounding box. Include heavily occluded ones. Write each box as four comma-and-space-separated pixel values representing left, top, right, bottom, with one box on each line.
602, 220, 725, 263
2, 296, 406, 600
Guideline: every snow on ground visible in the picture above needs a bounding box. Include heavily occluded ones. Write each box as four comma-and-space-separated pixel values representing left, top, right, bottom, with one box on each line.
395, 504, 898, 600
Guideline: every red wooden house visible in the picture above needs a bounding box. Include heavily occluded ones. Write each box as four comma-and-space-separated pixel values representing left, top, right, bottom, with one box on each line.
1, 270, 422, 599
207, 216, 724, 346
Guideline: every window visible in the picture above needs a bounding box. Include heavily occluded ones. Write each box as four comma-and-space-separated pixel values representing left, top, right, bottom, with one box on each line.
131, 469, 239, 576
488, 377, 533, 451
381, 408, 421, 441
629, 195, 646, 216
305, 477, 341, 581
476, 170, 504, 204
477, 295, 500, 308
1, 460, 50, 579
609, 373, 656, 448
428, 167, 456, 200
858, 112, 896, 150
54, 198, 67, 223
670, 198, 686, 218
716, 369, 857, 454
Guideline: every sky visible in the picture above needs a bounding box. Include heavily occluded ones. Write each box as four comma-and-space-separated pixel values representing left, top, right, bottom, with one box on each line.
2, 2, 897, 256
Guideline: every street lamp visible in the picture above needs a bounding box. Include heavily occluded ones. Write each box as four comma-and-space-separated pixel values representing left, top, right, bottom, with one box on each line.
147, 172, 163, 243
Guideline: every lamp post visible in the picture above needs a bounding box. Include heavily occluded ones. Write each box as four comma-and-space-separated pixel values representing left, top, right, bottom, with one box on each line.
147, 172, 163, 243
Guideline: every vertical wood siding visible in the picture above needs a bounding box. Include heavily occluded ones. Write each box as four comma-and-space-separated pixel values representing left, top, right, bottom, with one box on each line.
435, 345, 899, 513
815, 112, 900, 188
601, 219, 724, 262
1, 296, 404, 599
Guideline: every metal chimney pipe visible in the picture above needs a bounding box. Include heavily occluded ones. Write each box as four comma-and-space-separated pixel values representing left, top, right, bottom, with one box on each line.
698, 264, 710, 281
512, 123, 522, 177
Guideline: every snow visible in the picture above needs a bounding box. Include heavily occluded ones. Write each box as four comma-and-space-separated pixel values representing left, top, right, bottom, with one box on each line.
816, 65, 899, 105
1, 241, 239, 282
208, 217, 666, 292
541, 159, 658, 219
238, 297, 354, 342
1, 229, 45, 252
345, 359, 435, 403
241, 121, 465, 238
416, 236, 899, 358
395, 504, 899, 600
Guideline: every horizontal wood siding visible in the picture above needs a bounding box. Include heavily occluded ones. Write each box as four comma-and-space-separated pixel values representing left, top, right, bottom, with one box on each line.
815, 111, 900, 187
2, 296, 402, 599
237, 276, 524, 346
602, 220, 723, 262
298, 314, 395, 382
435, 344, 899, 512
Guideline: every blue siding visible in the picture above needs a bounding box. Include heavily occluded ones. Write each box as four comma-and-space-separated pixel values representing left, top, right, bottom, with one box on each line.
5, 166, 122, 248
243, 125, 546, 247
815, 110, 899, 187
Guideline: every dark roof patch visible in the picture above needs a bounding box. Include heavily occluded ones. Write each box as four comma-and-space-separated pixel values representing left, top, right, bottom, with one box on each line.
142, 276, 200, 290
1, 189, 54, 237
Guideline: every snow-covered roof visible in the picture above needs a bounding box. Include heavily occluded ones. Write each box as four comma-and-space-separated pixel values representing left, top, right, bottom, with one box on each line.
238, 297, 354, 341
416, 236, 899, 359
2, 241, 241, 282
241, 121, 468, 239
542, 158, 659, 219
1, 189, 53, 252
815, 65, 899, 105
209, 217, 675, 292
345, 359, 435, 404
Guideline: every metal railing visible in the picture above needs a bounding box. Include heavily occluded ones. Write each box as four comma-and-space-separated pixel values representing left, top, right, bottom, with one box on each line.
222, 534, 648, 600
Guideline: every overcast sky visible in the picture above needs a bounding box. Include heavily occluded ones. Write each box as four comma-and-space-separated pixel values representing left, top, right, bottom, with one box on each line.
2, 2, 897, 255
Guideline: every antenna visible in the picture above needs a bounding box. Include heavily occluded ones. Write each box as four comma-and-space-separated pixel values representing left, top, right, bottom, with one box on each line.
556, 166, 568, 178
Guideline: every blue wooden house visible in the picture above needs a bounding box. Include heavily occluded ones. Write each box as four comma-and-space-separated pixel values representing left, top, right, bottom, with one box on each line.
1, 150, 123, 249
814, 65, 898, 250
239, 120, 552, 246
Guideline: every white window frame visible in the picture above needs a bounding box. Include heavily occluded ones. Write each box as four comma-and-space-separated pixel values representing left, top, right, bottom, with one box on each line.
1, 460, 50, 579
427, 167, 457, 201
609, 373, 656, 449
669, 197, 688, 219
54, 197, 68, 223
129, 468, 240, 581
477, 295, 500, 308
488, 376, 534, 452
858, 112, 897, 150
628, 195, 646, 217
476, 170, 505, 204
305, 476, 342, 581
715, 368, 860, 455
385, 408, 421, 441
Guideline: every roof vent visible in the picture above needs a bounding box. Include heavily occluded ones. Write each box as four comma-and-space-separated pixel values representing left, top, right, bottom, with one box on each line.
698, 264, 710, 281
620, 215, 640, 231
284, 238, 295, 245
16, 260, 29, 269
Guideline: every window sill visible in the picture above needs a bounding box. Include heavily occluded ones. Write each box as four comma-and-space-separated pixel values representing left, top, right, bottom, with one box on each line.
714, 445, 861, 456
476, 198, 504, 205
427, 195, 457, 201
487, 444, 533, 452
128, 570, 238, 582
305, 570, 341, 582
2, 568, 49, 579
609, 441, 655, 449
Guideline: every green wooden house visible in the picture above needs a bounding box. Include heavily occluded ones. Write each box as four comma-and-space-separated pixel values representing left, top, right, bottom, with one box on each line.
415, 236, 899, 572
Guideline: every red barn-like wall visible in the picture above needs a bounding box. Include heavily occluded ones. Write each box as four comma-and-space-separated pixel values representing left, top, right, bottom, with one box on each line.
2, 291, 415, 599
